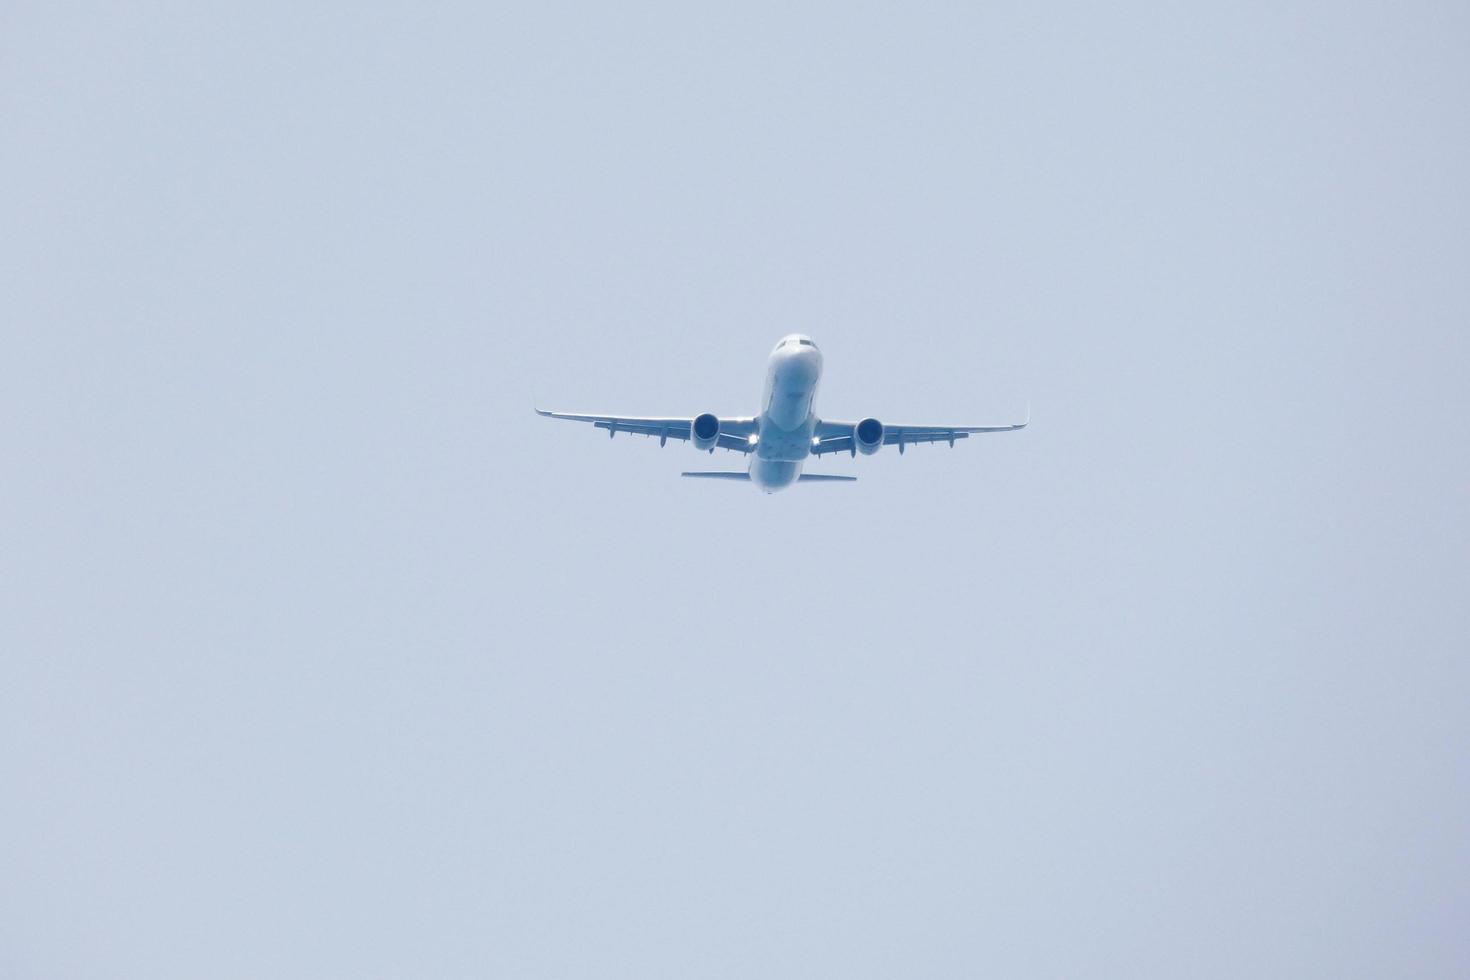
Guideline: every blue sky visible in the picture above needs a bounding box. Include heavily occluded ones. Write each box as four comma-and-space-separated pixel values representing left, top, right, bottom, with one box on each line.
3, 2, 1467, 976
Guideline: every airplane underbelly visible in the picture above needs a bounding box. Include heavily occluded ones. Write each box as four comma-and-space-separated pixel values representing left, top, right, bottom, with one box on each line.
765, 393, 811, 431
749, 459, 801, 492
755, 343, 821, 476
763, 358, 819, 430
756, 424, 811, 462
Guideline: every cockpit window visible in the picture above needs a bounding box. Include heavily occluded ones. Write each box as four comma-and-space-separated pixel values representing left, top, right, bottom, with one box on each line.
798, 339, 815, 347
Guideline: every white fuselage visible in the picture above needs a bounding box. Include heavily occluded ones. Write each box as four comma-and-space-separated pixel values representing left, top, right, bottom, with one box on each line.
751, 336, 823, 492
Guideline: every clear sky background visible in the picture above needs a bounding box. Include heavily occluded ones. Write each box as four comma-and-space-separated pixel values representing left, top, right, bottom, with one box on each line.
3, 1, 1467, 977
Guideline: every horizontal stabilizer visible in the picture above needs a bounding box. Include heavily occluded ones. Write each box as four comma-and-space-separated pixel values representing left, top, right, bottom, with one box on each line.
798, 474, 857, 482
681, 471, 750, 480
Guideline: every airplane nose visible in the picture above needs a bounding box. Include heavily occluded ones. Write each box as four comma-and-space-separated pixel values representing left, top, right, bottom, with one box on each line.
777, 348, 819, 381
773, 336, 820, 355
777, 342, 820, 364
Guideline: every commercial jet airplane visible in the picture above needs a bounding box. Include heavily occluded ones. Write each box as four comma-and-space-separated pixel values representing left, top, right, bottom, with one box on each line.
536, 335, 1027, 493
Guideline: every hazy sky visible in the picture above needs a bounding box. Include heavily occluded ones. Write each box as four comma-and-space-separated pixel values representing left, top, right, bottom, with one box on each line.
3, 2, 1467, 977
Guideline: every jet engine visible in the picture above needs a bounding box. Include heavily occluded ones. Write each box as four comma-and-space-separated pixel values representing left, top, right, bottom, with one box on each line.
854, 417, 884, 455
691, 413, 721, 452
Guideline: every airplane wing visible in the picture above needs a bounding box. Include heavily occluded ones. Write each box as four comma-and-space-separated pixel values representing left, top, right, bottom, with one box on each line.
811, 412, 1028, 457
535, 408, 758, 454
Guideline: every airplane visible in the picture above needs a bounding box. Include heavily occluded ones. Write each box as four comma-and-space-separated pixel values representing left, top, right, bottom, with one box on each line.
536, 334, 1028, 493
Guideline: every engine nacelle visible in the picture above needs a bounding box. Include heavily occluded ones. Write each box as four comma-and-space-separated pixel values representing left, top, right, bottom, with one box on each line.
691, 413, 720, 452
854, 417, 884, 456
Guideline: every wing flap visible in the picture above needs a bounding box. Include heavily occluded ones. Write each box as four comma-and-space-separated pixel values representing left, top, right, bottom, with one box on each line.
814, 409, 1028, 454
811, 435, 855, 457
536, 408, 757, 454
